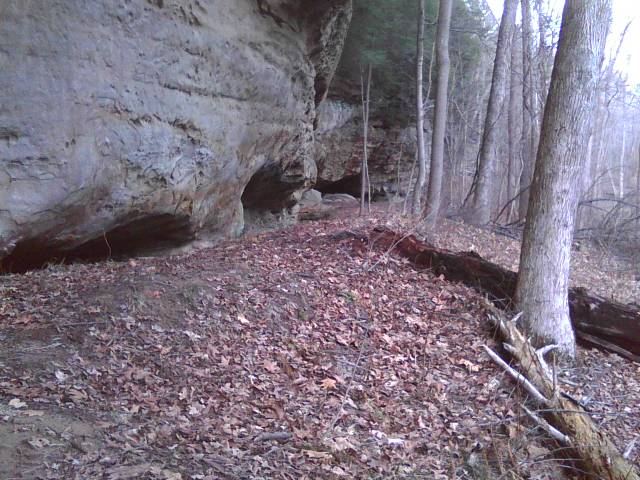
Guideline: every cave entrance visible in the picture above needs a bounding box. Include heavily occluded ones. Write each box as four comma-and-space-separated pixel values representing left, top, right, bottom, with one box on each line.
241, 168, 296, 212
315, 174, 362, 198
316, 175, 394, 202
240, 165, 301, 234
1, 214, 194, 274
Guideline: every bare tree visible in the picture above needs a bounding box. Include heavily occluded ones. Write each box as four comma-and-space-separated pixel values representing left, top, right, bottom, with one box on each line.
505, 26, 521, 223
360, 64, 372, 216
412, 0, 427, 215
424, 0, 453, 226
636, 143, 640, 241
515, 0, 612, 356
618, 91, 626, 198
518, 0, 534, 220
464, 0, 518, 224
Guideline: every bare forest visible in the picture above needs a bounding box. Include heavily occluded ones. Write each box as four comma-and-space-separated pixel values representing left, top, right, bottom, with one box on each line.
1, 0, 640, 478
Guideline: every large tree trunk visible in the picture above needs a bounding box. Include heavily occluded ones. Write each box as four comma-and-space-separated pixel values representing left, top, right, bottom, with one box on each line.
464, 0, 518, 225
412, 0, 427, 215
424, 0, 453, 226
515, 0, 612, 357
371, 227, 640, 361
518, 0, 535, 221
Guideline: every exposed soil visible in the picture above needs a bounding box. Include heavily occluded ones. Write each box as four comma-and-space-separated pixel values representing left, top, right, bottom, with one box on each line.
0, 207, 638, 479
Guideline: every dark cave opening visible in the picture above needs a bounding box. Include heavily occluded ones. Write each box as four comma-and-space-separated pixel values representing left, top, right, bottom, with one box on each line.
316, 175, 395, 202
315, 174, 362, 197
1, 214, 194, 274
241, 164, 300, 213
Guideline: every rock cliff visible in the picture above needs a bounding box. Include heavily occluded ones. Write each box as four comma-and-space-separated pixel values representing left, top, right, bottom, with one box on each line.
0, 0, 351, 271
314, 99, 418, 199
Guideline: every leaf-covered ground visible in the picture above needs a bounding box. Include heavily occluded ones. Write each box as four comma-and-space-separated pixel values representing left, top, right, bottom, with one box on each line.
1, 210, 638, 479
415, 217, 640, 305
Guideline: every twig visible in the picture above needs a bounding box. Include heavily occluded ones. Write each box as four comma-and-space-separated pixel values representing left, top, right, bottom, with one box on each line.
56, 320, 109, 328
254, 432, 292, 443
624, 436, 638, 460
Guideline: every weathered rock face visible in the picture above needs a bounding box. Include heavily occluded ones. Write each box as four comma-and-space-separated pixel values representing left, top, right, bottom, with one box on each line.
0, 0, 351, 270
314, 100, 418, 199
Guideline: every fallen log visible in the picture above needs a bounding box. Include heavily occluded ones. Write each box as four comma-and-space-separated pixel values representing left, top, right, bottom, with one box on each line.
371, 227, 640, 360
486, 311, 639, 480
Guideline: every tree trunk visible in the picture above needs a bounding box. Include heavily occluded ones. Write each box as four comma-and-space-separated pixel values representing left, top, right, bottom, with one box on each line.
412, 0, 427, 215
465, 0, 518, 225
518, 0, 534, 221
515, 0, 612, 357
505, 27, 521, 223
359, 64, 372, 216
636, 143, 640, 242
577, 134, 594, 230
619, 98, 626, 198
424, 0, 453, 226
531, 0, 551, 175
590, 89, 606, 201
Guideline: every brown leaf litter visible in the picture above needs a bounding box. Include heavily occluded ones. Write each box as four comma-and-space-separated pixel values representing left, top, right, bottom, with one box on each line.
0, 208, 638, 479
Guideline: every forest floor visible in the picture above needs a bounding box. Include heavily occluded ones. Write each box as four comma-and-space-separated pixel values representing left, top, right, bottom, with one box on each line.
1, 204, 639, 479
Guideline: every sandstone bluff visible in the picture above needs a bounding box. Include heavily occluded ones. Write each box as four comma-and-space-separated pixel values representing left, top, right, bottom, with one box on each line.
0, 0, 352, 270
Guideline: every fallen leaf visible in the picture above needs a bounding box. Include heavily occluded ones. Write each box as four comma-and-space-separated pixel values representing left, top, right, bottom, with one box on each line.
321, 378, 337, 390
263, 360, 279, 373
8, 398, 26, 409
183, 330, 202, 341
68, 388, 88, 402
457, 359, 480, 372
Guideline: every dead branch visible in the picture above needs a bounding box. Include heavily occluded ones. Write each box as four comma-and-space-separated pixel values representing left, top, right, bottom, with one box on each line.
486, 311, 639, 480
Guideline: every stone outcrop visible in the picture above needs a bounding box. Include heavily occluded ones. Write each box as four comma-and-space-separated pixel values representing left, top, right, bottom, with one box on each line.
314, 99, 419, 199
0, 0, 352, 271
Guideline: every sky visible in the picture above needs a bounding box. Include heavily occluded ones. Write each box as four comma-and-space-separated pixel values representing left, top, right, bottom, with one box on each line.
485, 0, 640, 86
